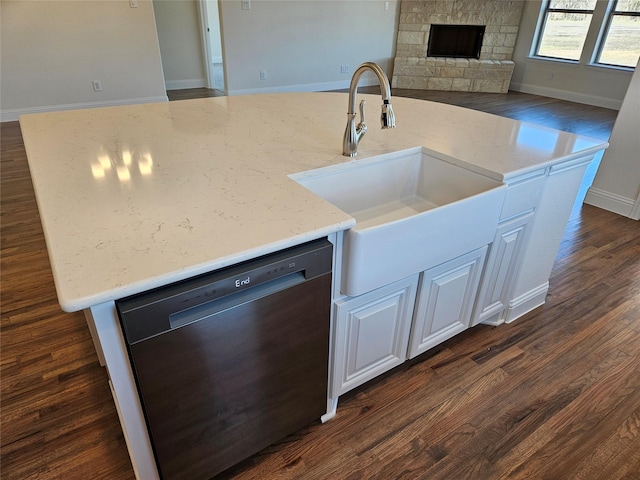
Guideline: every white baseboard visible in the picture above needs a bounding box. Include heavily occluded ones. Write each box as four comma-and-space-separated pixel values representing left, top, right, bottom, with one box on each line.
509, 82, 622, 110
584, 187, 636, 218
505, 282, 549, 324
1, 96, 168, 123
165, 79, 207, 90
630, 198, 640, 220
226, 78, 378, 96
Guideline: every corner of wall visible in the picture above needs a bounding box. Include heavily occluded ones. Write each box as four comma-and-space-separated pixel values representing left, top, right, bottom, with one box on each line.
584, 188, 636, 217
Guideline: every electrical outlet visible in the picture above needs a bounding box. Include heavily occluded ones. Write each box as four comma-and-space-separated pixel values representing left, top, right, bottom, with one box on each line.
92, 80, 102, 92
129, 0, 138, 7
548, 72, 555, 81
241, 0, 251, 10
259, 70, 267, 80
340, 64, 350, 74
384, 1, 390, 10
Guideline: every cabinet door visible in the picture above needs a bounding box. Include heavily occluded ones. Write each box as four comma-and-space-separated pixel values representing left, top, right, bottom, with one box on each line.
471, 213, 533, 326
408, 247, 487, 359
332, 275, 419, 397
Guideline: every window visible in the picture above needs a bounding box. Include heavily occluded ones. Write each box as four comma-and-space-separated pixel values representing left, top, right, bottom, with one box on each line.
534, 0, 640, 69
596, 0, 640, 67
535, 0, 598, 61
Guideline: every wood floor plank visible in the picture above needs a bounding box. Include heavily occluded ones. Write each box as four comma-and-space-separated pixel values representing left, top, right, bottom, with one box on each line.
568, 409, 640, 480
497, 350, 640, 479
2, 91, 638, 480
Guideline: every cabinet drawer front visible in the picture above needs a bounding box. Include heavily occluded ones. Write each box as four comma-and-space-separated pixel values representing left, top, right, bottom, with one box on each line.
500, 173, 545, 221
332, 276, 419, 396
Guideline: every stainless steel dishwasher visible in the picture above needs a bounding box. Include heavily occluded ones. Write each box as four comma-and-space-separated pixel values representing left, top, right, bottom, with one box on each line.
116, 238, 333, 480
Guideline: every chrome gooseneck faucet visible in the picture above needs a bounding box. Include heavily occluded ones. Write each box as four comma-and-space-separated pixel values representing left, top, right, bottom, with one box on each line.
342, 62, 396, 157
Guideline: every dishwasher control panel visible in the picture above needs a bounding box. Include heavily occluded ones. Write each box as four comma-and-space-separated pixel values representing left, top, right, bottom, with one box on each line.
116, 238, 333, 344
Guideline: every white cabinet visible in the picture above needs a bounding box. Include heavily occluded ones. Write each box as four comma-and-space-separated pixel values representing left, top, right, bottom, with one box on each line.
409, 246, 487, 358
331, 246, 489, 397
472, 171, 545, 326
332, 275, 419, 397
471, 213, 533, 326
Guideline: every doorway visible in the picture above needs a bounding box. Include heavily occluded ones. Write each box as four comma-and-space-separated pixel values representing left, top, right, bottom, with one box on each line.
200, 0, 225, 92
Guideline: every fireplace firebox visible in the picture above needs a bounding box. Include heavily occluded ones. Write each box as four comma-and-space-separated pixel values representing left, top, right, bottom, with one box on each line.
427, 25, 485, 59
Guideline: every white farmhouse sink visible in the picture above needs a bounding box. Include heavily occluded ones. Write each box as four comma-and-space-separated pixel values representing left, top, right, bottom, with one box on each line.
292, 147, 506, 296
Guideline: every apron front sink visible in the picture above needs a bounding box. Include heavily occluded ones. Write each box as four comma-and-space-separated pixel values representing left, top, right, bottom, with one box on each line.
293, 147, 506, 296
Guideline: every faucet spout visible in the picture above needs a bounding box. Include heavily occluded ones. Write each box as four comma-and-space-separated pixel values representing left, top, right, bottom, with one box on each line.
343, 62, 396, 157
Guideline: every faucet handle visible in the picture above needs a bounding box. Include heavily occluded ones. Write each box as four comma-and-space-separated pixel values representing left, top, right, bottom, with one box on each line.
355, 99, 368, 140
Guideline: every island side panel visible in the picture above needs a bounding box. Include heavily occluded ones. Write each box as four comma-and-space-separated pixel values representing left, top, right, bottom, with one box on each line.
507, 154, 595, 322
86, 302, 159, 480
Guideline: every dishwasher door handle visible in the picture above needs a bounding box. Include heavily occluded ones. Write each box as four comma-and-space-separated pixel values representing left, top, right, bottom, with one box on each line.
168, 271, 305, 330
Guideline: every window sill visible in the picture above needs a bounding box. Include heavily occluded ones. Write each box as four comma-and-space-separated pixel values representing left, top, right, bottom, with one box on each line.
528, 55, 580, 65
588, 62, 636, 73
527, 55, 636, 73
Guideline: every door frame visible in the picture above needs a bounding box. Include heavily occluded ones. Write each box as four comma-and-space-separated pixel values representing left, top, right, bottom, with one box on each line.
197, 0, 214, 90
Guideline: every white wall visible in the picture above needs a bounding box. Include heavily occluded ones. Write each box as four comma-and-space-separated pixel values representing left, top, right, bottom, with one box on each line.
585, 59, 640, 219
153, 0, 208, 90
0, 0, 167, 121
511, 0, 634, 110
3, 0, 630, 119
219, 0, 400, 95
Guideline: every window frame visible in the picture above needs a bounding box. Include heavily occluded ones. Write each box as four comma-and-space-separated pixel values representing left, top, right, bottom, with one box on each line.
533, 0, 597, 63
592, 0, 640, 68
532, 0, 639, 71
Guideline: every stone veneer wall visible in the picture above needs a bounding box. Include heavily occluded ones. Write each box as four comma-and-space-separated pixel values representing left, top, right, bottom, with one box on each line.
392, 0, 524, 93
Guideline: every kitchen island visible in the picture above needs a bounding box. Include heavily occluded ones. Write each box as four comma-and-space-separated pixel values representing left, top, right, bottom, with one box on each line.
20, 92, 608, 479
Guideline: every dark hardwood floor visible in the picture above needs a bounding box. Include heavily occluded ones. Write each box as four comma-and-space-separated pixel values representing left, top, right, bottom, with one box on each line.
167, 87, 225, 101
2, 90, 637, 480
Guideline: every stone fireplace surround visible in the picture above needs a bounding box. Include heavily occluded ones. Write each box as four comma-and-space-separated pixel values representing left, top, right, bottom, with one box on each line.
392, 0, 524, 93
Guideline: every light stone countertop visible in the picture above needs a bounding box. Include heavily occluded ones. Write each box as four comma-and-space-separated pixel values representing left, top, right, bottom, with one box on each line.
19, 92, 608, 311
